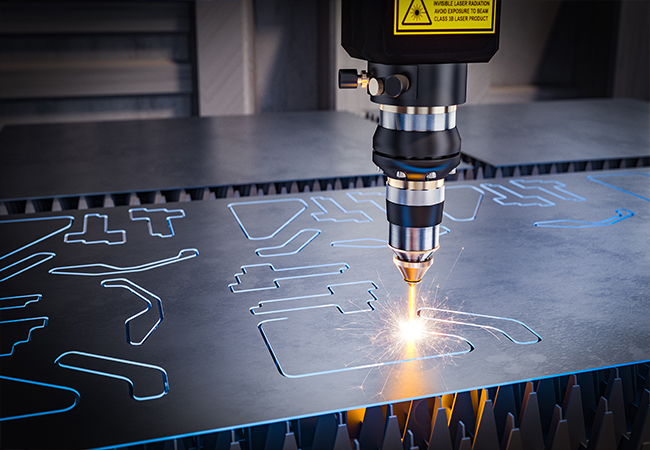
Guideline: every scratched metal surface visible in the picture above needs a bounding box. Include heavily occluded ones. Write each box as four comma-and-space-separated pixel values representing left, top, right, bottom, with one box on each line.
458, 98, 650, 166
0, 170, 648, 449
0, 111, 378, 201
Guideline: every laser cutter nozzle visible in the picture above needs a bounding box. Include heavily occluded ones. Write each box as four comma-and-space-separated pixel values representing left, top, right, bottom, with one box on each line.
393, 254, 434, 284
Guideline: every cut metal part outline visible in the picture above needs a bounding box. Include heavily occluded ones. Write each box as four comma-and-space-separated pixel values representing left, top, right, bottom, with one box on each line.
129, 207, 186, 238
1, 252, 55, 283
0, 294, 42, 310
480, 183, 556, 207
418, 308, 542, 345
509, 179, 585, 202
228, 199, 308, 240
54, 351, 170, 401
48, 248, 199, 276
229, 262, 350, 293
64, 213, 126, 245
587, 172, 650, 202
258, 317, 473, 378
311, 197, 372, 223
0, 215, 74, 262
255, 229, 321, 257
331, 238, 387, 248
346, 191, 387, 213
0, 316, 49, 357
250, 281, 379, 315
534, 209, 635, 228
101, 278, 164, 346
443, 185, 484, 222
0, 375, 80, 422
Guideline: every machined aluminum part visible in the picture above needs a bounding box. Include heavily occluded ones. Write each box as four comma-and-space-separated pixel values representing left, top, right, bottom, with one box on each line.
379, 109, 456, 132
386, 183, 445, 206
389, 223, 439, 254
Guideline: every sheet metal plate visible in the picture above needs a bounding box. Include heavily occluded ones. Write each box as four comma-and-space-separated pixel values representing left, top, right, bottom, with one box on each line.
459, 98, 650, 167
0, 111, 378, 201
0, 170, 648, 449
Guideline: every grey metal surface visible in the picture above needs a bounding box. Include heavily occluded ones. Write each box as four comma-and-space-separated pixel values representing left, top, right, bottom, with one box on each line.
1, 169, 648, 449
0, 111, 378, 201
458, 98, 650, 167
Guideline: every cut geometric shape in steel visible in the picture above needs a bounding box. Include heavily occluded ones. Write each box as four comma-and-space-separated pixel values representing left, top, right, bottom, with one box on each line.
63, 213, 126, 245
0, 294, 42, 310
331, 238, 387, 248
534, 209, 634, 228
311, 197, 373, 223
250, 281, 378, 315
54, 351, 169, 401
0, 252, 55, 283
587, 172, 650, 202
101, 278, 164, 346
480, 184, 555, 207
228, 199, 308, 240
0, 375, 80, 422
258, 306, 473, 378
229, 262, 349, 293
0, 215, 74, 262
255, 229, 321, 257
0, 317, 48, 357
418, 307, 542, 345
509, 179, 585, 202
443, 185, 485, 222
346, 191, 386, 213
129, 207, 186, 238
48, 248, 199, 276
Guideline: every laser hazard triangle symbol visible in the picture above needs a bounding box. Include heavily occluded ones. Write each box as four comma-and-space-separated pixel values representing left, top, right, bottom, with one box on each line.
401, 0, 432, 26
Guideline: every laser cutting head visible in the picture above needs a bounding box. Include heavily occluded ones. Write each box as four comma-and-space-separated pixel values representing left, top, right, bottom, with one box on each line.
339, 0, 500, 286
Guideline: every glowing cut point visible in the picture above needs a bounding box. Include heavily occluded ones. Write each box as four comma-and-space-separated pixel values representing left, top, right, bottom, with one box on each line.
399, 318, 427, 344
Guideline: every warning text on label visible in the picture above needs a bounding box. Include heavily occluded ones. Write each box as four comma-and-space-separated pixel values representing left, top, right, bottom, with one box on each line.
395, 0, 496, 35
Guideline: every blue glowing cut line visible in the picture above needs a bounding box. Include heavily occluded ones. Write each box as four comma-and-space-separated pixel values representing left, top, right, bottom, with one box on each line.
129, 207, 186, 238
259, 317, 473, 378
101, 278, 164, 346
55, 351, 169, 401
228, 199, 308, 240
480, 183, 555, 207
250, 281, 379, 315
439, 225, 450, 236
509, 179, 586, 202
229, 262, 350, 293
0, 375, 80, 421
310, 197, 372, 223
331, 238, 387, 248
419, 307, 542, 345
64, 213, 126, 245
0, 316, 48, 357
255, 229, 321, 257
0, 215, 74, 262
0, 252, 55, 283
443, 185, 485, 222
587, 172, 650, 202
534, 209, 635, 228
49, 248, 198, 276
346, 191, 386, 213
0, 294, 41, 310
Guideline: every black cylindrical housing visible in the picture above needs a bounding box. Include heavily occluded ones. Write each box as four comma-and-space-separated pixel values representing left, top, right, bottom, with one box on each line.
368, 63, 467, 106
387, 201, 445, 228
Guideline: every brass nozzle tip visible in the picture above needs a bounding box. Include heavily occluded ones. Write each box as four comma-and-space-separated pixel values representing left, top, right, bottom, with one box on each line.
393, 256, 434, 284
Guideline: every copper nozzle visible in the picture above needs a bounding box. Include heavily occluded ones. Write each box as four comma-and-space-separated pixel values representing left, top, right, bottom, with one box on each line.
393, 255, 434, 284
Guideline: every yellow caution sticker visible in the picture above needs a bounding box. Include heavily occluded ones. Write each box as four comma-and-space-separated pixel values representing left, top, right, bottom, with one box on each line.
394, 0, 496, 35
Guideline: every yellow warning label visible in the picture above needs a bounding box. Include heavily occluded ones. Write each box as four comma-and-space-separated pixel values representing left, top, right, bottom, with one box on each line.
395, 0, 496, 35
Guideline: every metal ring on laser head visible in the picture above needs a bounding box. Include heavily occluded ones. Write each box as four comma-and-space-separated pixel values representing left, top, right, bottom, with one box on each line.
386, 184, 445, 206
380, 104, 457, 115
379, 110, 456, 132
389, 224, 438, 252
387, 178, 444, 190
